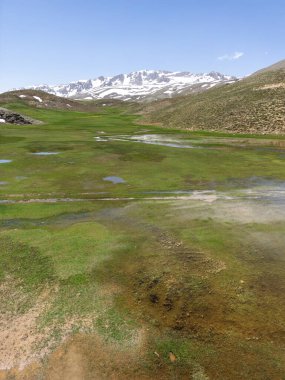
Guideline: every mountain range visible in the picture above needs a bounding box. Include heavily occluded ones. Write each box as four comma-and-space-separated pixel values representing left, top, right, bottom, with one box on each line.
26, 70, 237, 101
2, 59, 284, 134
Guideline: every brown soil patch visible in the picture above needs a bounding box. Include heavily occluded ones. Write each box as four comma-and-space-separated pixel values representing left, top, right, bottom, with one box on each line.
0, 279, 95, 375
1, 331, 156, 380
257, 83, 285, 90
0, 280, 53, 371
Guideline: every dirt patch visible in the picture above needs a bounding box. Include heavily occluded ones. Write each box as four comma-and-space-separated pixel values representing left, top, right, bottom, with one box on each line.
0, 278, 95, 374
257, 83, 285, 90
0, 280, 53, 371
1, 330, 154, 380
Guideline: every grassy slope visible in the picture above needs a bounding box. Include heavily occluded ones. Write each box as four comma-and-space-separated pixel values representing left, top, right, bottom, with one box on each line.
142, 66, 285, 134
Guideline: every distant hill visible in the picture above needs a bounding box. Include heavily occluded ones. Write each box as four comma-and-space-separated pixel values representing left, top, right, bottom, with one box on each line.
0, 89, 137, 113
141, 60, 285, 134
0, 89, 84, 111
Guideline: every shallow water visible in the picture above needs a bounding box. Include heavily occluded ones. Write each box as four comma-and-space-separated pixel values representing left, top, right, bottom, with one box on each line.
1, 184, 284, 204
31, 152, 59, 156
95, 134, 195, 149
103, 176, 126, 184
0, 160, 12, 164
94, 133, 285, 154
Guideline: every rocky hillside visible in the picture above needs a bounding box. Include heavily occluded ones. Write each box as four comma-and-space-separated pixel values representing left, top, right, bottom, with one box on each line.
141, 60, 285, 134
24, 70, 237, 101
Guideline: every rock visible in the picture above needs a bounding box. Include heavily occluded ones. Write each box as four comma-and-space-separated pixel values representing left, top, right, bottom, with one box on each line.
0, 107, 42, 125
149, 294, 159, 304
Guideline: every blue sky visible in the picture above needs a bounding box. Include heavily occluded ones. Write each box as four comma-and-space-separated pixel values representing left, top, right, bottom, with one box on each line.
0, 0, 284, 91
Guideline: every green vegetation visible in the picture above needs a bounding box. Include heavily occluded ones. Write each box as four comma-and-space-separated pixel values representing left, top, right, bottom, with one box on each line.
1, 99, 285, 201
0, 99, 285, 378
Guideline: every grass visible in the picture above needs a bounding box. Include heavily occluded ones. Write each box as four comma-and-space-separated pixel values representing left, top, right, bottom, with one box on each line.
1, 102, 285, 199
0, 222, 127, 278
0, 101, 285, 378
0, 235, 55, 287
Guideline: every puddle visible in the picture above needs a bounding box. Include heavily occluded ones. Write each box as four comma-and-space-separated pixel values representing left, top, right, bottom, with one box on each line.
103, 176, 126, 184
128, 134, 195, 148
95, 134, 195, 149
0, 160, 12, 164
95, 137, 109, 142
0, 181, 8, 185
31, 152, 59, 156
143, 190, 194, 194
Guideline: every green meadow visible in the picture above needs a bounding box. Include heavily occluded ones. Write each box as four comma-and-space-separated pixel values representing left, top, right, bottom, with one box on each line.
0, 102, 285, 379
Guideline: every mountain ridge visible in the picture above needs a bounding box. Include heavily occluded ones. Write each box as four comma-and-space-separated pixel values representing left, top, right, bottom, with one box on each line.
21, 69, 237, 102
252, 59, 285, 75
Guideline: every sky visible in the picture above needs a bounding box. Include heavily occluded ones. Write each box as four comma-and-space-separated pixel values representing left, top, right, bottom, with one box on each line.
0, 0, 284, 92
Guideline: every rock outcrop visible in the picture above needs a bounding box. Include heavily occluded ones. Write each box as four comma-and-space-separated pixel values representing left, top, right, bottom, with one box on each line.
0, 108, 42, 125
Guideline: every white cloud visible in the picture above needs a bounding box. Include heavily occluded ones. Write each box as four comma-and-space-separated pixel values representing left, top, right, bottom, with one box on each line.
218, 51, 244, 61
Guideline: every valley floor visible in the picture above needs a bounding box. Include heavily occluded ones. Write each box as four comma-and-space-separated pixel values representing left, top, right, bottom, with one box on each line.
0, 104, 285, 379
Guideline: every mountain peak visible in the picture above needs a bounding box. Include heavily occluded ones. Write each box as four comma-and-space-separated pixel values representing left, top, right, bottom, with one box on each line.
27, 69, 237, 102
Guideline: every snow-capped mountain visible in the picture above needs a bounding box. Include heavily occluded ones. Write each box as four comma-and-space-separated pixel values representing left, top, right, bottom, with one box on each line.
28, 70, 237, 101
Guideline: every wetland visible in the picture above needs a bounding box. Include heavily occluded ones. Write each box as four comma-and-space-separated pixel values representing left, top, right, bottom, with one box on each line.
0, 104, 285, 379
